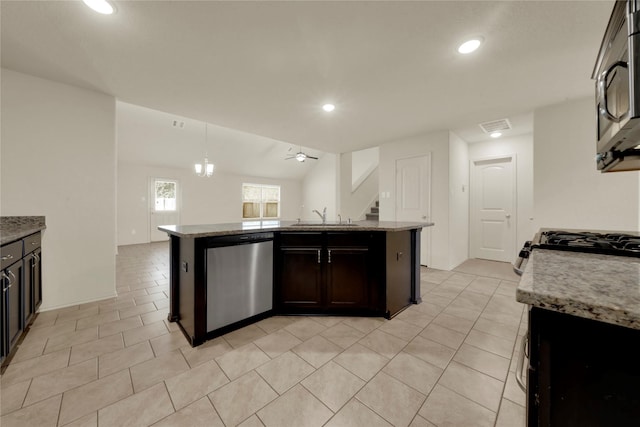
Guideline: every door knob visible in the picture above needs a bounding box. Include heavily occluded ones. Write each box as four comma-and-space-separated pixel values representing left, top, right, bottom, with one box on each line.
506, 214, 511, 219
422, 216, 427, 220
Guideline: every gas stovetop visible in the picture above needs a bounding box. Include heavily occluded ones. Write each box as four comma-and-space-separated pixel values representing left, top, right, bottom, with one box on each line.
536, 230, 640, 257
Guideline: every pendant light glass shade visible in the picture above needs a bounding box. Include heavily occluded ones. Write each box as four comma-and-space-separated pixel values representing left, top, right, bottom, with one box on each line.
195, 124, 214, 177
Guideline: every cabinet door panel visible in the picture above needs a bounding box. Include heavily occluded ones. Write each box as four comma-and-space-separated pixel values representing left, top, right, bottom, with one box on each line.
1, 273, 6, 359
326, 248, 368, 308
279, 248, 322, 306
5, 261, 24, 352
23, 255, 34, 325
386, 231, 412, 317
33, 249, 42, 309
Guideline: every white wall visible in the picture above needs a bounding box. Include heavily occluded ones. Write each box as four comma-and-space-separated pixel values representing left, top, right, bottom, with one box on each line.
352, 147, 379, 190
468, 132, 534, 255
448, 132, 469, 269
534, 97, 639, 231
118, 161, 303, 245
379, 130, 450, 269
301, 154, 339, 222
339, 152, 379, 220
1, 69, 117, 310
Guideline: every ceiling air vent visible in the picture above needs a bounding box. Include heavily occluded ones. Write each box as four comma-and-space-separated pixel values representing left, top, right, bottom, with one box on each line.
478, 118, 511, 134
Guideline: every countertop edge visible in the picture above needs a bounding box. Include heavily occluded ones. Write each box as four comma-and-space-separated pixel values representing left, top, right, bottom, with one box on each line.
0, 216, 46, 246
515, 248, 640, 331
158, 221, 434, 238
516, 287, 640, 330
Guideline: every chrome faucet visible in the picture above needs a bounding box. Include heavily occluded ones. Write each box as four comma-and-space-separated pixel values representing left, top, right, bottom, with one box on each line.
312, 207, 327, 224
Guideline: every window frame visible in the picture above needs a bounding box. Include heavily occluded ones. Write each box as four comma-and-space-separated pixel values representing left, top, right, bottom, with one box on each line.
153, 179, 178, 212
242, 183, 281, 220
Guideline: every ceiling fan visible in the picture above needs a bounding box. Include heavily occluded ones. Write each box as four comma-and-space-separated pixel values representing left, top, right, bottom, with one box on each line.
285, 146, 318, 162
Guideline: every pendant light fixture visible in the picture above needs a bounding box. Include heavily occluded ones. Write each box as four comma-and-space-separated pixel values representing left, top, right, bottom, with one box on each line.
195, 123, 214, 177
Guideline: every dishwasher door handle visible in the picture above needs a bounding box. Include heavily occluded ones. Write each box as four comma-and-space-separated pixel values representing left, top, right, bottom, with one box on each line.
317, 249, 321, 264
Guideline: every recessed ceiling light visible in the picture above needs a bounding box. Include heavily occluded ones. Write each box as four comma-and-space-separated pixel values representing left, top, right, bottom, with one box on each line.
82, 0, 115, 15
490, 131, 502, 138
322, 104, 335, 112
457, 38, 483, 54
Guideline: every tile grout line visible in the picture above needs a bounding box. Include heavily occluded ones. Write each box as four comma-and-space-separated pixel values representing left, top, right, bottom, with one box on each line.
417, 270, 521, 423
4, 245, 524, 426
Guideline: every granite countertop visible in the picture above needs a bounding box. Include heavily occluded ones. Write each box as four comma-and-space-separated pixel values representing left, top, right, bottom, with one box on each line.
158, 220, 434, 238
0, 216, 46, 246
516, 249, 640, 330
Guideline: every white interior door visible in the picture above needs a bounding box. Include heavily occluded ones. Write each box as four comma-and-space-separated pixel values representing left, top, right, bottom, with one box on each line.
470, 155, 516, 262
150, 178, 180, 242
395, 154, 431, 266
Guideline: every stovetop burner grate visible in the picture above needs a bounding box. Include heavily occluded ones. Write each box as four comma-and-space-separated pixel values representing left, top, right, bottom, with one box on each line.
538, 231, 640, 257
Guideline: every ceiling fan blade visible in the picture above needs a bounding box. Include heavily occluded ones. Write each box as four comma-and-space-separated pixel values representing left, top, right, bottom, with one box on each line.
307, 155, 319, 160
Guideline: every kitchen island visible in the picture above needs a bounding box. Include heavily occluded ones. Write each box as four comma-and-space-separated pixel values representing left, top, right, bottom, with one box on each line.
159, 220, 433, 347
516, 248, 640, 426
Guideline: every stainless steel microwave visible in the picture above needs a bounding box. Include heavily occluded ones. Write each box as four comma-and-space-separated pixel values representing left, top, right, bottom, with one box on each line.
593, 0, 640, 172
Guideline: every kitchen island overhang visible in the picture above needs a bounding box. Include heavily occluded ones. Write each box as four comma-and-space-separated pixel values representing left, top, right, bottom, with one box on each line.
159, 220, 434, 347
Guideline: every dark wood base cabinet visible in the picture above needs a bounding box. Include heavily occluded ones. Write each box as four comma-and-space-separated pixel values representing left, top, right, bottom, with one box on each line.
274, 232, 382, 314
168, 228, 422, 347
1, 232, 43, 368
527, 307, 640, 427
274, 230, 418, 318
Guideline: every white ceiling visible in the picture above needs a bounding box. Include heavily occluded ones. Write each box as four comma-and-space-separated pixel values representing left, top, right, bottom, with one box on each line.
117, 101, 323, 179
1, 1, 613, 156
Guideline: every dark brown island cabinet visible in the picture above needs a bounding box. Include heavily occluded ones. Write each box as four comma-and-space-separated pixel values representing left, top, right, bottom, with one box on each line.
159, 222, 430, 347
1, 231, 43, 367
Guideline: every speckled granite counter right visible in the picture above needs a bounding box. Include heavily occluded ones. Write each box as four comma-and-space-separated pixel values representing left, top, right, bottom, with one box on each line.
516, 248, 640, 330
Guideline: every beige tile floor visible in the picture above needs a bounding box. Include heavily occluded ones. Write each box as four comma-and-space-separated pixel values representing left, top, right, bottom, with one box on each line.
0, 242, 528, 427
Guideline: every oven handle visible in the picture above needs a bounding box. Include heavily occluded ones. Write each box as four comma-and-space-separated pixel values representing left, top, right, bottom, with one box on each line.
598, 60, 628, 123
513, 256, 527, 276
515, 334, 529, 393
513, 241, 532, 276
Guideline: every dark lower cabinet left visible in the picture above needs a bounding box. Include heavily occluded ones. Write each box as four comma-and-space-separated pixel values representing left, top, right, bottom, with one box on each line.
526, 307, 640, 426
1, 232, 42, 367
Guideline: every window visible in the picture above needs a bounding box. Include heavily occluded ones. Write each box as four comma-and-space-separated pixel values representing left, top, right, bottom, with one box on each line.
242, 184, 280, 219
154, 180, 177, 211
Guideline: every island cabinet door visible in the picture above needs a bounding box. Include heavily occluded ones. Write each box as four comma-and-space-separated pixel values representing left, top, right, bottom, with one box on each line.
325, 246, 369, 308
275, 232, 324, 309
325, 232, 376, 310
277, 247, 323, 308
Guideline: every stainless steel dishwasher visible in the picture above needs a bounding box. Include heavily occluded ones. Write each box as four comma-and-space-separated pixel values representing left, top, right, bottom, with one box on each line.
206, 233, 273, 332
